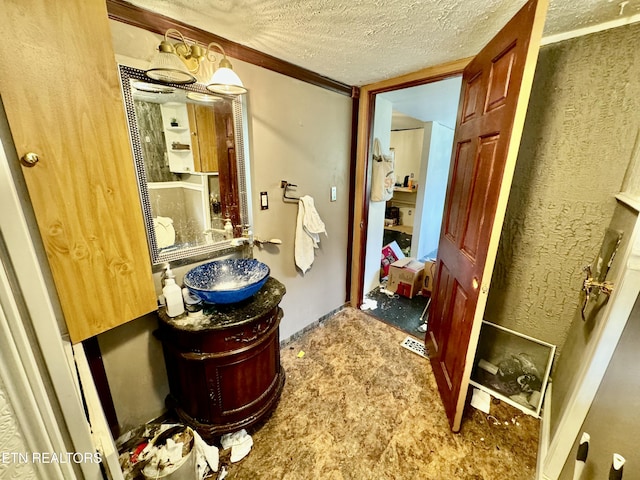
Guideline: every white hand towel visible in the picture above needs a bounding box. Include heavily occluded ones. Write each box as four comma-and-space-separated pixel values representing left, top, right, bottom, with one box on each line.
153, 216, 175, 248
295, 195, 327, 273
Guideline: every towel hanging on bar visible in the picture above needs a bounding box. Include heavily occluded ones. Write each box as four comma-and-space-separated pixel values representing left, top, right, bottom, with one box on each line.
295, 195, 327, 274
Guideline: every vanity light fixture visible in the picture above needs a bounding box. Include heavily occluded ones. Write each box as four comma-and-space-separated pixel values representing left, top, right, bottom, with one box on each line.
145, 28, 247, 95
186, 91, 221, 103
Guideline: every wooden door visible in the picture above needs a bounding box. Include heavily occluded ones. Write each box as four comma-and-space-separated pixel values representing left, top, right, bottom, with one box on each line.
426, 0, 548, 431
187, 103, 219, 173
0, 0, 157, 342
216, 102, 241, 229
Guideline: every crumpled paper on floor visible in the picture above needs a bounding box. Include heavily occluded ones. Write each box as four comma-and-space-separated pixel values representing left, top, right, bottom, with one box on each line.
360, 298, 378, 310
220, 429, 254, 463
194, 429, 219, 477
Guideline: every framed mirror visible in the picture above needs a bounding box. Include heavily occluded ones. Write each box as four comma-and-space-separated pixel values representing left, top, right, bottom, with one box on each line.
119, 65, 251, 268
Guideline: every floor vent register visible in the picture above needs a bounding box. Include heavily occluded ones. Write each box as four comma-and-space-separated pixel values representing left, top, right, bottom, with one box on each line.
401, 336, 427, 358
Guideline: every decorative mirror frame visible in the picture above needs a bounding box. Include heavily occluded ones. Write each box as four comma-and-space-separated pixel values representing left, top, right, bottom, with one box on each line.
118, 65, 251, 268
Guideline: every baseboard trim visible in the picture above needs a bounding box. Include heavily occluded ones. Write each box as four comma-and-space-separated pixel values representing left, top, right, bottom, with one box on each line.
536, 382, 552, 480
280, 304, 347, 348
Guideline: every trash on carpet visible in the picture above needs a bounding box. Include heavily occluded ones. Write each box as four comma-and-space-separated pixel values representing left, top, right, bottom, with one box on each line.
220, 429, 253, 463
471, 387, 491, 414
117, 423, 219, 480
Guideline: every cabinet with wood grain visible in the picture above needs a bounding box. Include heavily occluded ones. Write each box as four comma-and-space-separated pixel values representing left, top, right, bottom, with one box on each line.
0, 0, 157, 342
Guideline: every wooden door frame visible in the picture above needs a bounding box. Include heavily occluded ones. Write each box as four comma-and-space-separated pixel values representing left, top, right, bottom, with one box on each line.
349, 58, 472, 307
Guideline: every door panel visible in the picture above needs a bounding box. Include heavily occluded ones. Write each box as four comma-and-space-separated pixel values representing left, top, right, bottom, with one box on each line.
462, 134, 501, 260
485, 43, 517, 113
445, 140, 475, 244
426, 0, 548, 431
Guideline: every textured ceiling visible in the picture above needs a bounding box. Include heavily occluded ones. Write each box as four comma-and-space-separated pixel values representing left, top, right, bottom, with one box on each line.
125, 0, 640, 86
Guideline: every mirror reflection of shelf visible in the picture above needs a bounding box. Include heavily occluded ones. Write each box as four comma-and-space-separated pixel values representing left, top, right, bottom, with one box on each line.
171, 142, 191, 152
121, 65, 246, 266
394, 186, 417, 193
161, 103, 195, 173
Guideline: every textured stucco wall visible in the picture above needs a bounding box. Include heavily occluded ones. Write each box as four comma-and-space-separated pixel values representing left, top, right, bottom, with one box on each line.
0, 376, 37, 479
485, 23, 640, 353
558, 292, 640, 480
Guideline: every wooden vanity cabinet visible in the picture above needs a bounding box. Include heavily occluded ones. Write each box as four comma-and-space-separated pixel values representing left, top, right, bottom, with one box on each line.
0, 0, 156, 342
157, 278, 286, 440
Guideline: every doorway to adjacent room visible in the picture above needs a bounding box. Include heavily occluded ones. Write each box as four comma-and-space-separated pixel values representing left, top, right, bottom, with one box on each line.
362, 76, 462, 337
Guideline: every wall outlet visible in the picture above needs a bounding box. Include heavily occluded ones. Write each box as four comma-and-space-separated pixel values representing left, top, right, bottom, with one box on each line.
330, 186, 337, 202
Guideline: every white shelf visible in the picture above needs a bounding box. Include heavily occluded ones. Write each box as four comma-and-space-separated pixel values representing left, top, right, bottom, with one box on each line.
394, 187, 417, 193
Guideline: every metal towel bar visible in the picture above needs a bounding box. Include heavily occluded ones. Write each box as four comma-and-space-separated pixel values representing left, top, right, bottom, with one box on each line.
281, 180, 301, 202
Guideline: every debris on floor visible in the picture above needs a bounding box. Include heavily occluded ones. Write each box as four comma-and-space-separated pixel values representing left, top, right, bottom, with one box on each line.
220, 429, 253, 463
470, 387, 492, 414
360, 298, 378, 310
378, 287, 398, 298
117, 423, 219, 480
139, 426, 194, 479
363, 283, 430, 336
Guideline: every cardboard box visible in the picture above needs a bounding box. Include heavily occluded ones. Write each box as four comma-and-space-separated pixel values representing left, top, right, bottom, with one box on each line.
388, 258, 425, 299
422, 260, 436, 294
380, 241, 405, 278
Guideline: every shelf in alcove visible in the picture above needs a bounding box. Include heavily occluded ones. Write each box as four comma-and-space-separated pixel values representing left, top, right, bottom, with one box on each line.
166, 126, 188, 132
171, 149, 191, 153
394, 187, 417, 193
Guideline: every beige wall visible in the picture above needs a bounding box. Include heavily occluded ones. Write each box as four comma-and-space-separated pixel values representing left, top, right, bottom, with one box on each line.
390, 128, 423, 185
365, 96, 393, 294
234, 57, 352, 340
100, 20, 352, 430
485, 23, 640, 353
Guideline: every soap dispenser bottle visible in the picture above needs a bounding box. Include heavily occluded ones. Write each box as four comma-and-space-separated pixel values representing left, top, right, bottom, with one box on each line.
163, 265, 184, 317
224, 218, 234, 240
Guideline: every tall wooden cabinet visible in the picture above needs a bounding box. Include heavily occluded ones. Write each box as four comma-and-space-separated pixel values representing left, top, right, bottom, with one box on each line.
187, 103, 220, 173
0, 0, 157, 342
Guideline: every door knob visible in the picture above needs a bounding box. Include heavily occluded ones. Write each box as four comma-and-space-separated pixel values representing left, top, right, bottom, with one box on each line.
472, 277, 479, 290
21, 152, 40, 167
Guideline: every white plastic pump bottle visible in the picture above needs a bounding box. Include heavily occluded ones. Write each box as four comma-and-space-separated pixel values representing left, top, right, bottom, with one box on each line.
224, 218, 233, 240
163, 265, 184, 317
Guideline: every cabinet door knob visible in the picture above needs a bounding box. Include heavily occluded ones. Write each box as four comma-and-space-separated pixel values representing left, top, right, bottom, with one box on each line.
21, 152, 40, 167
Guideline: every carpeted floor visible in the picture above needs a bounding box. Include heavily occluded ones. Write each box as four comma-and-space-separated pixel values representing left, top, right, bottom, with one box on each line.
222, 308, 539, 479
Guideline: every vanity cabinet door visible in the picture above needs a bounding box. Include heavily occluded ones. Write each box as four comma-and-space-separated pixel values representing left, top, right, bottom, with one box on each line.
0, 0, 157, 342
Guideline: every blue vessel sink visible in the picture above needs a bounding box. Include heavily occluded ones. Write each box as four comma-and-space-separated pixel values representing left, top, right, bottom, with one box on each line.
183, 259, 270, 304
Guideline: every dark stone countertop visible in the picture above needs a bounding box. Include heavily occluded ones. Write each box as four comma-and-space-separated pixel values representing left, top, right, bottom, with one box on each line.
158, 277, 286, 332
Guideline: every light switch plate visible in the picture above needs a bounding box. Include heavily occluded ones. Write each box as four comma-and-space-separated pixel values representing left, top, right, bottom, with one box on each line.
330, 186, 337, 202
260, 191, 268, 210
